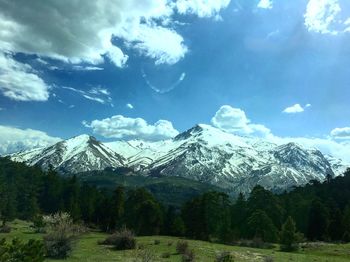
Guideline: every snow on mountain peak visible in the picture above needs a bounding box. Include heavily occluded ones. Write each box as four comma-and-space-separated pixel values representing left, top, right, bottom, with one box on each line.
9, 124, 349, 194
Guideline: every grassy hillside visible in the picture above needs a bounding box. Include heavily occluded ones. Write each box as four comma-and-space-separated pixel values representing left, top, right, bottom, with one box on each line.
79, 172, 224, 207
2, 220, 350, 262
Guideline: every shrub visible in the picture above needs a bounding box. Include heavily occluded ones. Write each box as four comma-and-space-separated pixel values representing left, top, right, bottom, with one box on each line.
216, 251, 235, 262
0, 225, 11, 233
0, 238, 45, 261
167, 241, 173, 246
43, 212, 83, 259
161, 252, 171, 258
181, 248, 195, 262
264, 256, 274, 262
237, 238, 274, 249
101, 228, 136, 250
154, 239, 160, 245
43, 232, 74, 259
176, 240, 189, 254
32, 215, 47, 233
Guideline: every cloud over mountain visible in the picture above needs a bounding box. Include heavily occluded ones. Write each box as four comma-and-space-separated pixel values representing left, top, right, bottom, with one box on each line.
331, 127, 350, 139
0, 125, 61, 154
83, 115, 179, 141
211, 105, 271, 138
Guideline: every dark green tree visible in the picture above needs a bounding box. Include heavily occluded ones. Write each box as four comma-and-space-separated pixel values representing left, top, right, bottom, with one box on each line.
307, 199, 329, 240
280, 216, 300, 251
247, 210, 279, 243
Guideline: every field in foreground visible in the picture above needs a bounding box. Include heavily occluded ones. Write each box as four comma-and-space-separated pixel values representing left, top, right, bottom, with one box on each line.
1, 220, 350, 262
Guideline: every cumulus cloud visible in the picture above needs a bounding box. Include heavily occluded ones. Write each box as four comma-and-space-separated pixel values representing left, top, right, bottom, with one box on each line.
120, 24, 188, 65
62, 86, 112, 105
0, 53, 50, 101
211, 105, 271, 138
304, 0, 350, 34
0, 0, 229, 69
282, 103, 311, 114
0, 125, 61, 155
83, 115, 179, 141
257, 0, 273, 9
330, 127, 350, 139
176, 0, 231, 18
211, 105, 350, 162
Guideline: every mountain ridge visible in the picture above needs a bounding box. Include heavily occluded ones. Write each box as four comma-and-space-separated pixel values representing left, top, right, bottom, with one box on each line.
9, 124, 349, 193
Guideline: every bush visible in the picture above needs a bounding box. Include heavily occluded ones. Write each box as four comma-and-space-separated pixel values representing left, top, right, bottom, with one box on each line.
0, 238, 45, 261
43, 232, 74, 259
0, 225, 11, 233
161, 252, 171, 258
176, 240, 189, 254
237, 238, 274, 249
32, 215, 47, 233
43, 212, 83, 259
216, 251, 235, 262
264, 256, 274, 262
154, 239, 160, 245
181, 248, 195, 262
101, 228, 136, 250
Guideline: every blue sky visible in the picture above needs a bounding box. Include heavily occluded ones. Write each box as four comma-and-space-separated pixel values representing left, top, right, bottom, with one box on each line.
0, 0, 350, 161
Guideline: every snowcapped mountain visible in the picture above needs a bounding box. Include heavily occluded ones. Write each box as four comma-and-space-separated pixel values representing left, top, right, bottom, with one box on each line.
9, 125, 348, 193
115, 124, 336, 193
10, 135, 125, 174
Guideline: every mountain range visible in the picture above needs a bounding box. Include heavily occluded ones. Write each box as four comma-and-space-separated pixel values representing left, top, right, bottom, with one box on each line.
9, 124, 349, 194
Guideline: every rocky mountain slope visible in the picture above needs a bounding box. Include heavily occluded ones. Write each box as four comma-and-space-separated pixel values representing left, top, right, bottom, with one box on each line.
10, 135, 125, 174
108, 125, 338, 193
9, 124, 348, 193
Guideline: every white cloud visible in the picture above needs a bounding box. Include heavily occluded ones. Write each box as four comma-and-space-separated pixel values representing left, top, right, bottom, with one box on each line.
126, 103, 134, 109
120, 24, 188, 65
0, 1, 229, 69
282, 103, 311, 114
83, 115, 179, 141
211, 105, 350, 162
0, 125, 61, 155
211, 105, 271, 138
0, 53, 50, 101
176, 0, 231, 18
282, 104, 305, 114
304, 0, 347, 34
257, 0, 273, 9
72, 65, 104, 71
62, 86, 112, 105
330, 127, 350, 139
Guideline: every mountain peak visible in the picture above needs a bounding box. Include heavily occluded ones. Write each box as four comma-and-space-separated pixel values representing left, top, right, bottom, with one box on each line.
66, 134, 96, 143
174, 124, 224, 141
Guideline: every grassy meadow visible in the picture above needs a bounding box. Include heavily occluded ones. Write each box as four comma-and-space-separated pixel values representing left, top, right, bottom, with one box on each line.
1, 220, 350, 262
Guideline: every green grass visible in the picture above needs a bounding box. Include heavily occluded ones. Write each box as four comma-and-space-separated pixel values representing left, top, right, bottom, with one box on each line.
1, 220, 350, 261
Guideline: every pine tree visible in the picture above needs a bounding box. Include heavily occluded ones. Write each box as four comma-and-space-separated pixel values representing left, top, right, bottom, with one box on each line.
307, 199, 329, 240
247, 209, 279, 243
280, 216, 300, 251
342, 205, 350, 242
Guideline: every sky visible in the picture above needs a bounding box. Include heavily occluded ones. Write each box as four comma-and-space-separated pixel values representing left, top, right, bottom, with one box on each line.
0, 0, 350, 161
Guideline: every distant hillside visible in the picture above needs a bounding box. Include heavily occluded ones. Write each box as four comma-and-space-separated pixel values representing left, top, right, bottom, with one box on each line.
79, 170, 224, 207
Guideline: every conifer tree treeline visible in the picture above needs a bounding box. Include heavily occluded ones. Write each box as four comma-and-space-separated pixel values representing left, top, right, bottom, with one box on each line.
1, 157, 350, 244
